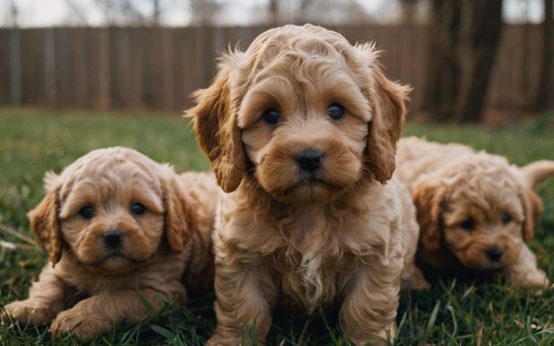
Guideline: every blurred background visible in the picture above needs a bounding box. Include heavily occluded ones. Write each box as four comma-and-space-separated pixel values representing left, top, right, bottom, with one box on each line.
0, 0, 552, 124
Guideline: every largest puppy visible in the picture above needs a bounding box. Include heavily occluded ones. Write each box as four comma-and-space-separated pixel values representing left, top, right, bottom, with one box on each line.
188, 24, 419, 345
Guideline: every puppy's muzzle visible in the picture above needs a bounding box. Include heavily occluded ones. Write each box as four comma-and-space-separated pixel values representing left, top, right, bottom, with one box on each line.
296, 148, 325, 174
485, 246, 503, 262
103, 230, 123, 248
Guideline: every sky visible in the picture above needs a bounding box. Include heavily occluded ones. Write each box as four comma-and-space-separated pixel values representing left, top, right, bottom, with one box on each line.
0, 0, 547, 28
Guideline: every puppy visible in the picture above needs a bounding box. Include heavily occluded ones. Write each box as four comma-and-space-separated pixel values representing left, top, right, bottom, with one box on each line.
2, 147, 218, 340
396, 136, 554, 288
188, 24, 422, 345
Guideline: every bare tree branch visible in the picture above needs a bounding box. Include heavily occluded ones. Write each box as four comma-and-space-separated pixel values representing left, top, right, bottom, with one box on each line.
9, 0, 18, 28
94, 0, 147, 26
189, 0, 221, 26
63, 0, 89, 25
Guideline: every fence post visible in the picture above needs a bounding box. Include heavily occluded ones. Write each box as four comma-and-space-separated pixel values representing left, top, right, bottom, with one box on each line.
161, 28, 175, 110
98, 28, 111, 109
44, 28, 57, 108
9, 27, 21, 105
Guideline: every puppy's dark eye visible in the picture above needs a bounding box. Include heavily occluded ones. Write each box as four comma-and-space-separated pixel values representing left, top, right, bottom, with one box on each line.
328, 103, 345, 120
262, 108, 280, 125
79, 206, 95, 220
130, 203, 146, 216
502, 213, 512, 224
460, 218, 476, 231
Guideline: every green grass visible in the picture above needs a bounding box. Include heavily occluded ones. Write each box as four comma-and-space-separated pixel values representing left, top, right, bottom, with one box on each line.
0, 107, 553, 345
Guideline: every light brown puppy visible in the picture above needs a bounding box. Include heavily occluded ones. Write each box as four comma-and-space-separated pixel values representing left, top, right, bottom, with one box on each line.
2, 147, 218, 340
188, 24, 422, 345
396, 136, 554, 288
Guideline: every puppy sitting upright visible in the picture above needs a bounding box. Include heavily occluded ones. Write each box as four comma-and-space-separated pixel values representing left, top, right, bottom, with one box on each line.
188, 24, 421, 345
396, 137, 554, 288
2, 147, 218, 340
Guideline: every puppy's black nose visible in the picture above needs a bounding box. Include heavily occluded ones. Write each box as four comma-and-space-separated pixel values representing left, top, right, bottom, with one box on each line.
296, 149, 324, 173
485, 246, 503, 262
103, 230, 123, 248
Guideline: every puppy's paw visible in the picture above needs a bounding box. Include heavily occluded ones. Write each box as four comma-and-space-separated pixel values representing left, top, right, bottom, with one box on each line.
509, 269, 550, 295
50, 308, 113, 341
522, 271, 549, 288
2, 300, 59, 326
206, 333, 245, 346
349, 333, 389, 346
347, 322, 395, 346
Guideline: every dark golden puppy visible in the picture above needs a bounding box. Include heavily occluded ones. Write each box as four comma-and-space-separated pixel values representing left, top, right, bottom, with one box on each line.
2, 147, 218, 340
188, 24, 422, 345
396, 137, 553, 288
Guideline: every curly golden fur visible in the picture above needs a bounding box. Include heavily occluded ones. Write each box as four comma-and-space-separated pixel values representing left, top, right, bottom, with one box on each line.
2, 147, 218, 340
187, 24, 423, 345
396, 136, 554, 289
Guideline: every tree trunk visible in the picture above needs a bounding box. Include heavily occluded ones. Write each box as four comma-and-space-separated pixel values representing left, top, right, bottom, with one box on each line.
423, 0, 504, 123
535, 0, 553, 110
399, 0, 418, 24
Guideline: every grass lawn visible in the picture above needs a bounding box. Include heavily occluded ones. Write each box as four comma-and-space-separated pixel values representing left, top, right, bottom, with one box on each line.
0, 107, 553, 345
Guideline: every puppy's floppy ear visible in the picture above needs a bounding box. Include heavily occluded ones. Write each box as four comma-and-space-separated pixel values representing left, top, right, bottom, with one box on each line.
366, 66, 411, 183
163, 178, 195, 252
186, 54, 246, 193
519, 160, 553, 241
28, 173, 62, 265
521, 189, 543, 242
412, 181, 446, 254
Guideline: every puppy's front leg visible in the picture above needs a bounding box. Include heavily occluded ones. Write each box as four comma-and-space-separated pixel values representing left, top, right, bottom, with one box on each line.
2, 265, 67, 326
208, 249, 276, 346
340, 260, 401, 345
50, 283, 185, 341
506, 244, 550, 289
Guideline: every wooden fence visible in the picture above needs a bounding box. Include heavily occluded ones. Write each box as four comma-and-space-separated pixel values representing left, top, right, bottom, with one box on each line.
0, 25, 549, 112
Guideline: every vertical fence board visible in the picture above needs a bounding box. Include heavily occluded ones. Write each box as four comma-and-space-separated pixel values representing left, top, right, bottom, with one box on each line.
43, 28, 57, 107
97, 28, 111, 109
9, 28, 22, 105
0, 30, 10, 104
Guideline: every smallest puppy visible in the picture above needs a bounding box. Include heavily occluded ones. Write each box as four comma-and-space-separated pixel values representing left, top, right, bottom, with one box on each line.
396, 137, 554, 289
2, 147, 218, 340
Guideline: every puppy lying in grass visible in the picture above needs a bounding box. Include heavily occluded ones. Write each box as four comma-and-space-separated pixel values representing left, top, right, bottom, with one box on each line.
1, 147, 218, 340
396, 137, 553, 289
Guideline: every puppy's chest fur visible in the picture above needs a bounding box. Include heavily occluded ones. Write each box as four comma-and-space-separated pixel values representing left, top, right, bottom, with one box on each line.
270, 210, 360, 311
222, 187, 398, 313
54, 251, 187, 295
